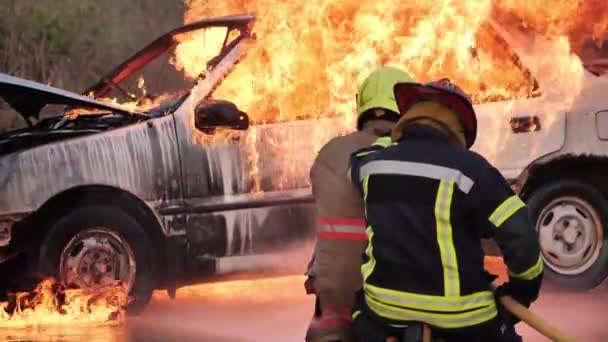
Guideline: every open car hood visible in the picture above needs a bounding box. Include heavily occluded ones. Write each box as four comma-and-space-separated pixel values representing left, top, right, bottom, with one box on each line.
0, 14, 255, 124
84, 13, 255, 98
0, 73, 146, 123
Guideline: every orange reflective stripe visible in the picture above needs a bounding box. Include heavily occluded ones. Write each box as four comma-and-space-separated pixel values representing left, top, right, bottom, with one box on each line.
318, 232, 368, 240
317, 218, 367, 240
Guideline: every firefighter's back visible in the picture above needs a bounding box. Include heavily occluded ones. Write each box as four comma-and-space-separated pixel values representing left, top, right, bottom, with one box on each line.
350, 124, 503, 330
311, 129, 386, 219
309, 121, 394, 308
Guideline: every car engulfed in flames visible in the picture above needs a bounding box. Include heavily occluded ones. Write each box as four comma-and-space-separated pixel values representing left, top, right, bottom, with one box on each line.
1, 0, 608, 328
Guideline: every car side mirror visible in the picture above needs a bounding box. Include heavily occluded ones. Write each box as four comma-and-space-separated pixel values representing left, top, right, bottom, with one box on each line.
194, 100, 249, 134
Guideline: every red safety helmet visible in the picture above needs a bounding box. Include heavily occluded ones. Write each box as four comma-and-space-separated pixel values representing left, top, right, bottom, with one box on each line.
393, 78, 477, 148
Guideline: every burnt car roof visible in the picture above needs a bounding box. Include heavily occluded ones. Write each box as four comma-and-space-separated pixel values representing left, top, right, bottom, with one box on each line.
85, 13, 256, 98
0, 73, 146, 122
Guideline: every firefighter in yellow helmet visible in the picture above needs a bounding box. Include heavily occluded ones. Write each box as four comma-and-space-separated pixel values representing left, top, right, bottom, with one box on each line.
304, 66, 415, 342
348, 79, 543, 341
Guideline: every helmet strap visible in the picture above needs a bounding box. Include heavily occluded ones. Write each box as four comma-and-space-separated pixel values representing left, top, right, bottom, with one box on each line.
358, 109, 400, 131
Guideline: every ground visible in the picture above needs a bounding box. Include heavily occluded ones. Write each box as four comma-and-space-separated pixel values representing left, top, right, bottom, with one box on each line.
2, 270, 607, 342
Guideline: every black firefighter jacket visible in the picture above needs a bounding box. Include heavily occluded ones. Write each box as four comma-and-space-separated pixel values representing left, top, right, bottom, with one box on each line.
348, 124, 543, 329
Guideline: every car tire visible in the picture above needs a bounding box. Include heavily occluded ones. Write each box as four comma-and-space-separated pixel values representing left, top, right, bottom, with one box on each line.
39, 205, 156, 314
527, 179, 608, 291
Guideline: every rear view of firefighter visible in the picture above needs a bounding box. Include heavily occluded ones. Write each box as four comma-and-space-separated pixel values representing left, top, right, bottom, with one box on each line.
305, 66, 415, 342
349, 79, 543, 342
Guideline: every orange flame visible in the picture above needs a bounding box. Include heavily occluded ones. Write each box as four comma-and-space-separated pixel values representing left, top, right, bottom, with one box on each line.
173, 0, 590, 189
494, 1, 608, 57
175, 0, 547, 123
0, 278, 128, 329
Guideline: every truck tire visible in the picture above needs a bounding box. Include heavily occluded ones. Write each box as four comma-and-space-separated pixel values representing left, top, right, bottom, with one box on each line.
527, 179, 608, 290
39, 205, 156, 314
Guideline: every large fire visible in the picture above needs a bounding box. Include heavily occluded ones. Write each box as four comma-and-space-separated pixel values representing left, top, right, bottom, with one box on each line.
173, 0, 591, 123
0, 278, 128, 329
173, 0, 590, 190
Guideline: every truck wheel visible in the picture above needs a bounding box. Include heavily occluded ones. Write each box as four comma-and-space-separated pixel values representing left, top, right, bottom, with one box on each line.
527, 179, 608, 290
39, 205, 156, 314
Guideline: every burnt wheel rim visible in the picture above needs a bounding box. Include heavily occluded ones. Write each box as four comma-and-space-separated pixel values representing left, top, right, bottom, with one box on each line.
59, 228, 136, 293
536, 196, 604, 275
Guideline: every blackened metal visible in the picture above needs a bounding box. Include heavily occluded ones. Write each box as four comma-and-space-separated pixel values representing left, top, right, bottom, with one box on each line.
0, 73, 146, 121
186, 214, 227, 257
159, 192, 314, 215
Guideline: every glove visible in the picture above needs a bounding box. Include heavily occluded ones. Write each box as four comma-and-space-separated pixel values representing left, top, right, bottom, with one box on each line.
494, 275, 542, 307
484, 271, 498, 283
494, 276, 542, 326
494, 291, 521, 326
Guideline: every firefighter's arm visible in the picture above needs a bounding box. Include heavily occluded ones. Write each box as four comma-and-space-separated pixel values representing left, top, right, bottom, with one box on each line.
492, 204, 543, 307
347, 150, 366, 193
470, 163, 543, 306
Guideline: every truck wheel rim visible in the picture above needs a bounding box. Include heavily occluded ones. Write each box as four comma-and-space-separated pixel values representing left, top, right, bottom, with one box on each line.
536, 196, 604, 275
59, 228, 137, 293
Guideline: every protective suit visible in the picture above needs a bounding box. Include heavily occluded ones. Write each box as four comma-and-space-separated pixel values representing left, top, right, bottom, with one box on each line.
305, 66, 414, 342
349, 79, 543, 342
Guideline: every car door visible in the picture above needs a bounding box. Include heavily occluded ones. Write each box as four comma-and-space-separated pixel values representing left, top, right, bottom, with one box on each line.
473, 98, 567, 181
166, 20, 328, 264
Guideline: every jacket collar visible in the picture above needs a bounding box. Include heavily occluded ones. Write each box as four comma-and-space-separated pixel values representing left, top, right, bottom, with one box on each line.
398, 124, 452, 144
361, 119, 395, 136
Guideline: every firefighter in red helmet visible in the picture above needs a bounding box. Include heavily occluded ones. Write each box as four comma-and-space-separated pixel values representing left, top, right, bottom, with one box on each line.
348, 79, 543, 341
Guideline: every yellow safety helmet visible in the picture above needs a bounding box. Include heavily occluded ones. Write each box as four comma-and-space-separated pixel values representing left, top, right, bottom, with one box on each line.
356, 66, 414, 130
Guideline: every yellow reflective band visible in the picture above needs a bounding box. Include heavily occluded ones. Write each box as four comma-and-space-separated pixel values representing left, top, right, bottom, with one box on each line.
363, 176, 370, 201
365, 294, 497, 329
363, 175, 370, 217
361, 225, 376, 281
356, 150, 375, 157
434, 180, 460, 297
352, 310, 361, 320
372, 136, 392, 148
509, 255, 544, 280
364, 284, 495, 313
489, 195, 526, 228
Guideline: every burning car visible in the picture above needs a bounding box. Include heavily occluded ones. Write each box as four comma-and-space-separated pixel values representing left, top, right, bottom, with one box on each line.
0, 14, 320, 313
1, 8, 608, 317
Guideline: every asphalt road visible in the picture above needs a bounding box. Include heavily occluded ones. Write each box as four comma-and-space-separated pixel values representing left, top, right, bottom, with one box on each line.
2, 274, 607, 342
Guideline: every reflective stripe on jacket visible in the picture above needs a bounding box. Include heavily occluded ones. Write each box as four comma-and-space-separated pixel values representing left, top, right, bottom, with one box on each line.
306, 120, 394, 314
317, 218, 367, 241
349, 124, 542, 329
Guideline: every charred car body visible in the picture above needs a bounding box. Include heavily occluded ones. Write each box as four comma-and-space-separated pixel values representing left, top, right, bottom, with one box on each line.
0, 14, 318, 312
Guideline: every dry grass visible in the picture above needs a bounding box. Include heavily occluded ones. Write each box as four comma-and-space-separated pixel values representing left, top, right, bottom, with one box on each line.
0, 0, 185, 131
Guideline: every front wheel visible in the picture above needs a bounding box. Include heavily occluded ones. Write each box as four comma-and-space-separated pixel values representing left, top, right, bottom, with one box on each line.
39, 205, 156, 314
527, 179, 608, 290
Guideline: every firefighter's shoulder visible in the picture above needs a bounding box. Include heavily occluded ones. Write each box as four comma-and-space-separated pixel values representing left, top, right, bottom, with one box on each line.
315, 134, 349, 157
353, 135, 394, 158
460, 148, 512, 193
